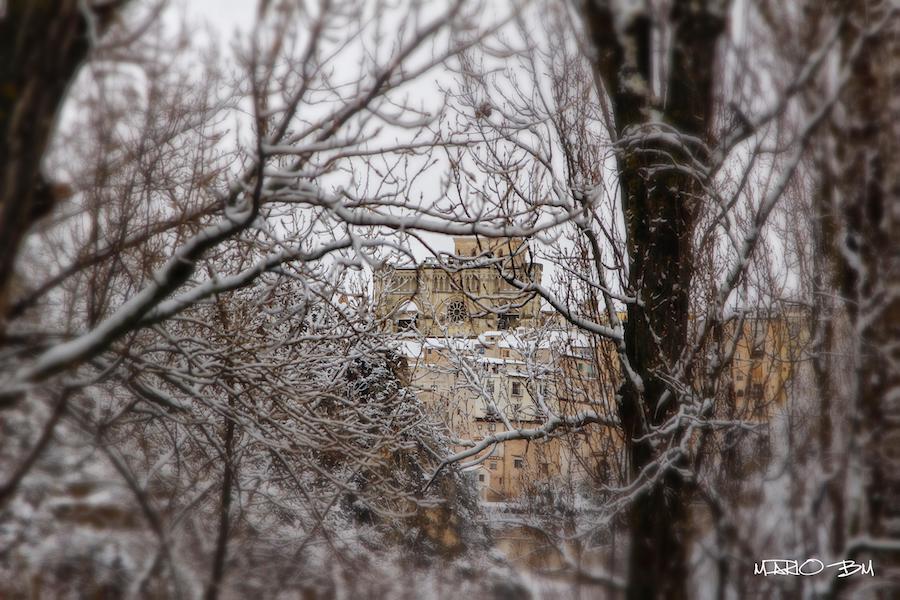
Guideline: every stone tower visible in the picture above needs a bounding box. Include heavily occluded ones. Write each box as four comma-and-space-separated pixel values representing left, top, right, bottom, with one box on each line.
374, 237, 543, 336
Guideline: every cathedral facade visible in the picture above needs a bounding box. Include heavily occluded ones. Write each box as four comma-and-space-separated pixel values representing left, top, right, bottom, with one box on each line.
374, 237, 544, 337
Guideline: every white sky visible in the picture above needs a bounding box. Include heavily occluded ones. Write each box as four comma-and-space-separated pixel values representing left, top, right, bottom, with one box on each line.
178, 0, 255, 36
172, 0, 464, 261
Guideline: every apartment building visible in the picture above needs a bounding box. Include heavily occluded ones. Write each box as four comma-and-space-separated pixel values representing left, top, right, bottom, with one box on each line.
398, 329, 615, 501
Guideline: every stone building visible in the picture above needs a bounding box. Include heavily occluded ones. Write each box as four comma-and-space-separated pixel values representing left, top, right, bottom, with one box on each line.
375, 237, 808, 501
397, 329, 616, 501
374, 237, 543, 337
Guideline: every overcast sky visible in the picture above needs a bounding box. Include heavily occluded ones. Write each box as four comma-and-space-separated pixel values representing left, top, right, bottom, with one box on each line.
156, 0, 573, 276
177, 0, 255, 36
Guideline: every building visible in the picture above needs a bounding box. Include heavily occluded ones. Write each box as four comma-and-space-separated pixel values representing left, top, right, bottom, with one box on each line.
728, 309, 807, 417
374, 237, 543, 337
376, 237, 808, 500
397, 329, 616, 501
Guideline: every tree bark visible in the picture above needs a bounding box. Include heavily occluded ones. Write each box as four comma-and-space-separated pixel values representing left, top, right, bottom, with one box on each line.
205, 415, 235, 600
0, 1, 122, 322
580, 2, 726, 598
831, 1, 900, 595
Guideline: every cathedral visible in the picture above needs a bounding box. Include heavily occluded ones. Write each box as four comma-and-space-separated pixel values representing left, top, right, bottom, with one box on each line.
373, 236, 806, 501
374, 237, 544, 337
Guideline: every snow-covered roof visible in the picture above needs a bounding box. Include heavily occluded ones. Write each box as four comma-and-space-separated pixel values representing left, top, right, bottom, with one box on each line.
423, 337, 480, 351
477, 331, 503, 346
396, 337, 482, 359
393, 326, 595, 360
399, 300, 419, 313
398, 341, 423, 359
478, 356, 525, 366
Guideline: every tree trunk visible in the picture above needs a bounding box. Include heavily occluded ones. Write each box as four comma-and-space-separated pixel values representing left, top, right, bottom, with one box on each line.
0, 1, 121, 323
831, 2, 900, 595
205, 414, 235, 600
580, 2, 726, 597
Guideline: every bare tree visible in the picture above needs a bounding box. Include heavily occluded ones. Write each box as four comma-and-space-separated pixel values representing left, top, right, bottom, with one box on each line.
0, 1, 532, 597
410, 0, 896, 597
2, 0, 897, 597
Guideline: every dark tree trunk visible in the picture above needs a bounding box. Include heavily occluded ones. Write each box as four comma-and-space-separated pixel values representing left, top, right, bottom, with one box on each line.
0, 1, 121, 323
830, 2, 900, 595
580, 2, 726, 598
205, 414, 235, 600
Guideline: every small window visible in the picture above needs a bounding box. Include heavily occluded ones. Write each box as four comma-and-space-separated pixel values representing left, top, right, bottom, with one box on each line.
478, 473, 485, 482
512, 382, 522, 396
498, 313, 519, 330
513, 458, 524, 469
489, 461, 498, 471
750, 383, 764, 401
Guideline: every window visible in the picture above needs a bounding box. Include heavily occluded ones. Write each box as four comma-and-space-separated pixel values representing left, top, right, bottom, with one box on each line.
446, 300, 468, 322
498, 313, 518, 330
751, 345, 765, 359
478, 473, 485, 482
513, 458, 524, 469
512, 381, 522, 396
397, 319, 414, 331
750, 383, 764, 402
489, 461, 498, 471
